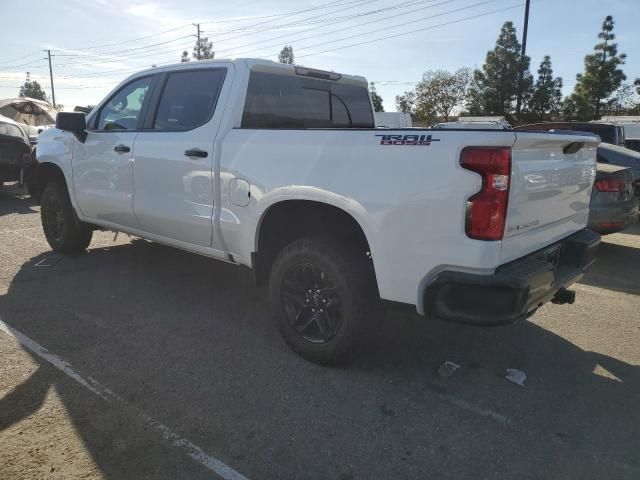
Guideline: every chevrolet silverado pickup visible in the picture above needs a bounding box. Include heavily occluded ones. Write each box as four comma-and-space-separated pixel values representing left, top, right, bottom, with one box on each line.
35, 59, 600, 364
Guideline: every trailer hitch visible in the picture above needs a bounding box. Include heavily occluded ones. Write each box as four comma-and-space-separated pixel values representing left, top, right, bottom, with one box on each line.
551, 288, 576, 305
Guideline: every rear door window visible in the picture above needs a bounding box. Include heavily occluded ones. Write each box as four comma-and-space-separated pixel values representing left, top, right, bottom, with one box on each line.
152, 69, 226, 131
242, 71, 373, 128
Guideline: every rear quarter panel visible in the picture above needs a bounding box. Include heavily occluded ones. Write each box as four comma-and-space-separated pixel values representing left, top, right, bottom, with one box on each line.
220, 129, 516, 306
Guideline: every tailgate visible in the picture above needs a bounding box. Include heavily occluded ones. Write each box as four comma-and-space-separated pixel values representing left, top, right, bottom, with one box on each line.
501, 132, 599, 263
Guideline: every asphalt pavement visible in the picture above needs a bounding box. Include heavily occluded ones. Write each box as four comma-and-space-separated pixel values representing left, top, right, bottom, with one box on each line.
1, 183, 639, 480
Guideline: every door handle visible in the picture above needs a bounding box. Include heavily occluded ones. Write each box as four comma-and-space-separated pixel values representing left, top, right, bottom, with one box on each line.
184, 148, 208, 158
114, 144, 131, 153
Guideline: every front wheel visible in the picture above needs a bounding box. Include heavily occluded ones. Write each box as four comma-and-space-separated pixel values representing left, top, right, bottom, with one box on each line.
268, 236, 374, 365
41, 181, 92, 253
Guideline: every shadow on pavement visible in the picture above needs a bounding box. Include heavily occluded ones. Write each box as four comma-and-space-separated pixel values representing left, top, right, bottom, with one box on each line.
0, 366, 49, 431
0, 240, 639, 479
580, 226, 640, 296
0, 184, 37, 217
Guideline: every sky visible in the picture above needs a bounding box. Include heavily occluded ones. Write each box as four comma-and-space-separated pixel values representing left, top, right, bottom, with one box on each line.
0, 0, 638, 112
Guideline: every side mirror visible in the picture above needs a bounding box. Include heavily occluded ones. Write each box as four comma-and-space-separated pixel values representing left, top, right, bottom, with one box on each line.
56, 112, 87, 142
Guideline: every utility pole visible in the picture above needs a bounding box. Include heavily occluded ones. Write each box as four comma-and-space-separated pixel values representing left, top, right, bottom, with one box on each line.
515, 0, 530, 118
193, 23, 201, 60
45, 49, 56, 108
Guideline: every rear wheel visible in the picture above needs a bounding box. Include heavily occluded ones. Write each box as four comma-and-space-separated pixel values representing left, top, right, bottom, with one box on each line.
268, 236, 373, 365
41, 181, 92, 253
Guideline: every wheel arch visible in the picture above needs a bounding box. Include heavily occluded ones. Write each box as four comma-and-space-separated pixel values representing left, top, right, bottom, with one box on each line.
252, 198, 377, 288
34, 162, 67, 202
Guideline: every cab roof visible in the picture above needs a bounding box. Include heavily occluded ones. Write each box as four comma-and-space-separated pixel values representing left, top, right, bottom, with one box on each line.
132, 58, 368, 87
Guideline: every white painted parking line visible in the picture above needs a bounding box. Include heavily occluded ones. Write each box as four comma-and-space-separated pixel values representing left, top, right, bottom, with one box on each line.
0, 319, 250, 480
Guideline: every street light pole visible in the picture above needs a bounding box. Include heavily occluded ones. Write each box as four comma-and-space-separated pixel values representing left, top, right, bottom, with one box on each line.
515, 0, 531, 118
45, 49, 56, 108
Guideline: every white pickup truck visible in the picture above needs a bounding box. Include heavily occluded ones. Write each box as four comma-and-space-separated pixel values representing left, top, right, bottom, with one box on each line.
35, 59, 600, 364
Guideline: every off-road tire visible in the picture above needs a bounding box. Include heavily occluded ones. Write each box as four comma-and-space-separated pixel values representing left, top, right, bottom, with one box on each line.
268, 235, 374, 365
40, 181, 92, 253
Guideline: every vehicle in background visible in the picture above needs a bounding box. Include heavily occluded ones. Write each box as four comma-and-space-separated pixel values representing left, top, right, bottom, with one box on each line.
597, 143, 640, 187
625, 138, 640, 153
433, 120, 512, 130
597, 116, 640, 140
0, 114, 33, 188
518, 122, 625, 146
588, 163, 638, 234
36, 58, 601, 364
374, 111, 412, 128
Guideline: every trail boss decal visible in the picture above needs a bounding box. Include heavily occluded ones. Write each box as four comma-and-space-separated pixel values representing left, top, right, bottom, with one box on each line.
375, 134, 440, 146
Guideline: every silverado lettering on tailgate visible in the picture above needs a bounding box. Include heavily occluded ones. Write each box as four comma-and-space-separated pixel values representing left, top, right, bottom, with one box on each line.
375, 134, 440, 146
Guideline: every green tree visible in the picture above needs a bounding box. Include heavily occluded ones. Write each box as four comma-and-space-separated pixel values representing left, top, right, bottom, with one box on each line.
634, 78, 640, 95
278, 45, 294, 64
19, 75, 48, 101
528, 56, 563, 121
395, 68, 471, 123
605, 83, 637, 114
194, 37, 214, 60
418, 68, 470, 121
566, 15, 626, 120
369, 82, 384, 112
395, 91, 415, 115
465, 78, 485, 115
472, 21, 532, 117
180, 37, 214, 62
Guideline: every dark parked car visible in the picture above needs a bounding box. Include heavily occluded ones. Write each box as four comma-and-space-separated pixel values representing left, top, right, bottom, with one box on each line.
625, 138, 640, 153
597, 142, 640, 188
589, 163, 638, 234
0, 114, 33, 188
517, 122, 625, 146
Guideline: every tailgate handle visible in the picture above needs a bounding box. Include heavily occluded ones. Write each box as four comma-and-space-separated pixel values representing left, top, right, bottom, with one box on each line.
563, 142, 585, 155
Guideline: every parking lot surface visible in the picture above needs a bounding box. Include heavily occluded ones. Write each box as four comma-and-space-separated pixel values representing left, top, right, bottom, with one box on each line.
1, 183, 639, 480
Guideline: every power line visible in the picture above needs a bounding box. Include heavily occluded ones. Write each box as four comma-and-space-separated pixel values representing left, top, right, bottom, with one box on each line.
78, 24, 193, 51
296, 2, 528, 58
0, 57, 47, 70
0, 50, 44, 66
0, 84, 117, 90
220, 0, 455, 57
255, 0, 498, 60
0, 2, 356, 64
206, 0, 380, 39
50, 35, 193, 65
208, 0, 377, 43
200, 0, 355, 26
53, 49, 192, 79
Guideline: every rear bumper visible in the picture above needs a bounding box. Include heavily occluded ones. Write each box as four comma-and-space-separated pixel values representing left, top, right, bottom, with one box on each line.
423, 229, 600, 325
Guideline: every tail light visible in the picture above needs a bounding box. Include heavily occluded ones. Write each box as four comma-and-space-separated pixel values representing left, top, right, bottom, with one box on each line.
594, 177, 626, 192
460, 147, 511, 240
21, 152, 32, 165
